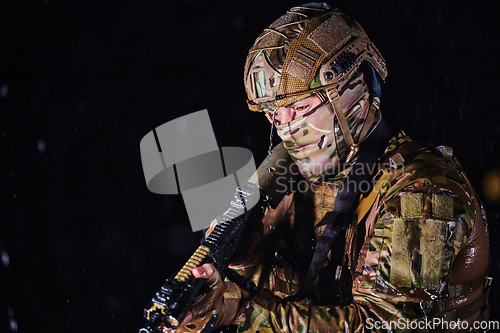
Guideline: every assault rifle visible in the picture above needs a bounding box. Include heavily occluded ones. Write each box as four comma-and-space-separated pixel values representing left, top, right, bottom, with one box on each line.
139, 143, 297, 333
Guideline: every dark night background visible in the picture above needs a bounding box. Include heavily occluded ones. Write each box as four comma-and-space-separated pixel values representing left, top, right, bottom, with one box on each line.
1, 0, 500, 332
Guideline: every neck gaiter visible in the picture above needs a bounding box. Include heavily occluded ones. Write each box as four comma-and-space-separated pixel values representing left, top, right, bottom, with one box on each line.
276, 71, 374, 182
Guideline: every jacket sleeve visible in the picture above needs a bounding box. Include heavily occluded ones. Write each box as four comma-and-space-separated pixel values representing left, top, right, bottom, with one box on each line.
237, 290, 364, 332
236, 152, 479, 332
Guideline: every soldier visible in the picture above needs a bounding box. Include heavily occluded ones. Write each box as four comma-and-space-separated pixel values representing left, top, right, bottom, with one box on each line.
172, 3, 490, 332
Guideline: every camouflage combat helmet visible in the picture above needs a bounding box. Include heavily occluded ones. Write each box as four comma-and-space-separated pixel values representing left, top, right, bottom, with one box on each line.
244, 3, 388, 160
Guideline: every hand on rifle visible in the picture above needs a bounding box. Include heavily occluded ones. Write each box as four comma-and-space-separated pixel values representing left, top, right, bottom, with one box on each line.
164, 264, 251, 333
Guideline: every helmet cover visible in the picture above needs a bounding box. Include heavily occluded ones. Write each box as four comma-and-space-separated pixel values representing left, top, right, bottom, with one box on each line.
244, 3, 387, 112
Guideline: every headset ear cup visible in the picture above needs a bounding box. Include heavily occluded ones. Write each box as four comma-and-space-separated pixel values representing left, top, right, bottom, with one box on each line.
361, 62, 382, 98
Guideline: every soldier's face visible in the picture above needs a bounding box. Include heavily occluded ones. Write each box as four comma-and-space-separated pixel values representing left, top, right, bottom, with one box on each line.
269, 94, 323, 125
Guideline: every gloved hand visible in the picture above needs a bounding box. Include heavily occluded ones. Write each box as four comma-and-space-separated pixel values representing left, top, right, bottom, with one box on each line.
168, 264, 242, 333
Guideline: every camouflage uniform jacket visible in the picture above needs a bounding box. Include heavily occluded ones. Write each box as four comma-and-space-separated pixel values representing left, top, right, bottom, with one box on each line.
235, 132, 490, 332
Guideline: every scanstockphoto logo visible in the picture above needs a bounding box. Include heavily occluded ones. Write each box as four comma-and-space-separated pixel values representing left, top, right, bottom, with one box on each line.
139, 110, 403, 232
140, 110, 259, 232
271, 157, 402, 194
366, 318, 499, 331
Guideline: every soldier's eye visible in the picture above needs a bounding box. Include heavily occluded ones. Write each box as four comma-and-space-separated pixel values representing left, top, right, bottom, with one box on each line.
295, 105, 308, 112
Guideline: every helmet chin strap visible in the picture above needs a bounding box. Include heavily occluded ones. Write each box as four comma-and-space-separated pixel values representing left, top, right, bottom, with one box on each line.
267, 113, 276, 155
324, 86, 356, 163
358, 95, 380, 142
324, 86, 381, 164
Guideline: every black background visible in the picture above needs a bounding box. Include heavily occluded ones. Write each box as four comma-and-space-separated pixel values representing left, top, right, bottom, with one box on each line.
1, 0, 500, 332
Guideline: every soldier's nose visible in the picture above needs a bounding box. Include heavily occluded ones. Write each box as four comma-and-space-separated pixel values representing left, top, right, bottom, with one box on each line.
277, 108, 294, 124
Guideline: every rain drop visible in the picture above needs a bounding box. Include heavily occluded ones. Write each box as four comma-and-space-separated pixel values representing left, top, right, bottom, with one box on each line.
0, 84, 7, 99
10, 318, 18, 332
1, 251, 9, 267
37, 139, 46, 153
